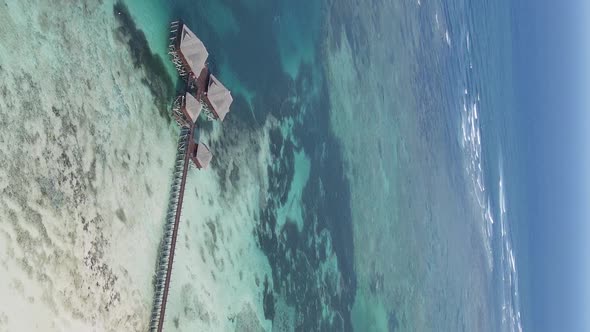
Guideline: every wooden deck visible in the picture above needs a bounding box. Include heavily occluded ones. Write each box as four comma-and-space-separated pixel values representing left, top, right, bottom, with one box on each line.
150, 20, 222, 331
154, 126, 194, 332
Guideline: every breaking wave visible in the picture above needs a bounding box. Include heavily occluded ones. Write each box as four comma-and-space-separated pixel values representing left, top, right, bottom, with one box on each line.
456, 26, 523, 332
459, 86, 523, 332
496, 164, 524, 332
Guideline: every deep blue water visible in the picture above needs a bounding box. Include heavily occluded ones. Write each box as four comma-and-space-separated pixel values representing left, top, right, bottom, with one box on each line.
374, 0, 528, 329
434, 0, 529, 329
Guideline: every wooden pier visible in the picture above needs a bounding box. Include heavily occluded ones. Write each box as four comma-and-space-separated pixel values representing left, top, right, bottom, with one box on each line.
148, 20, 232, 331
149, 128, 190, 332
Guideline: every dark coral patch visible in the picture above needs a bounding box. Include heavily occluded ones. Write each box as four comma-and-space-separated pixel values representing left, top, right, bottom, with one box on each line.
263, 275, 275, 321
254, 63, 356, 330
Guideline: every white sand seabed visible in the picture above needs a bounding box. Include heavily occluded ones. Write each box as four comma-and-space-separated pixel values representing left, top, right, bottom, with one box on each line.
162, 120, 274, 331
0, 1, 260, 331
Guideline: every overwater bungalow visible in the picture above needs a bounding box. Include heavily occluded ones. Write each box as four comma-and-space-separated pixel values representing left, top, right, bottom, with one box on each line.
188, 127, 212, 169
169, 21, 209, 80
169, 22, 233, 122
189, 140, 212, 169
202, 74, 233, 121
171, 92, 202, 127
152, 20, 230, 332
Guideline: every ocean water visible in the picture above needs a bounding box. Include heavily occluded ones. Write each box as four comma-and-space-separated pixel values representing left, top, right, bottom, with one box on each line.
0, 0, 524, 331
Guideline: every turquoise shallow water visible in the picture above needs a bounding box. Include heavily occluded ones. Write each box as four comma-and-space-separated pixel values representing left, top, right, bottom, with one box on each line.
0, 0, 524, 330
117, 0, 356, 330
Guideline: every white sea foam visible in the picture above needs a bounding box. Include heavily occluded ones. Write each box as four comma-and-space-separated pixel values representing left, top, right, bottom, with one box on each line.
458, 85, 494, 272
496, 164, 524, 332
458, 74, 524, 330
321, 2, 527, 328
459, 94, 524, 331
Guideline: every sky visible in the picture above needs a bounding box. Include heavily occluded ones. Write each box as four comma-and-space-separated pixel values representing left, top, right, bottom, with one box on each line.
511, 0, 590, 331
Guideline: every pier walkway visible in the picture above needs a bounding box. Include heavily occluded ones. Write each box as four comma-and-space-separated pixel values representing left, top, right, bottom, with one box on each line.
149, 127, 192, 332
147, 20, 232, 331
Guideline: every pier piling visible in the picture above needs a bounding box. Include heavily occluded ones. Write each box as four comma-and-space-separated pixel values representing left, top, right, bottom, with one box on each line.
149, 127, 191, 332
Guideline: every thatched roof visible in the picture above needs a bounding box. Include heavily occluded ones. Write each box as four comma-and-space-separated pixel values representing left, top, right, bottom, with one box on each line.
207, 75, 233, 121
179, 25, 209, 76
194, 143, 212, 169
184, 92, 201, 123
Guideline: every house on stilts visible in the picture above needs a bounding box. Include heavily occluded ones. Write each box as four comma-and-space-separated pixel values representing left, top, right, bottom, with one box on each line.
151, 20, 235, 332
168, 21, 209, 81
189, 139, 212, 169
169, 20, 233, 123
202, 74, 233, 121
171, 91, 202, 128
